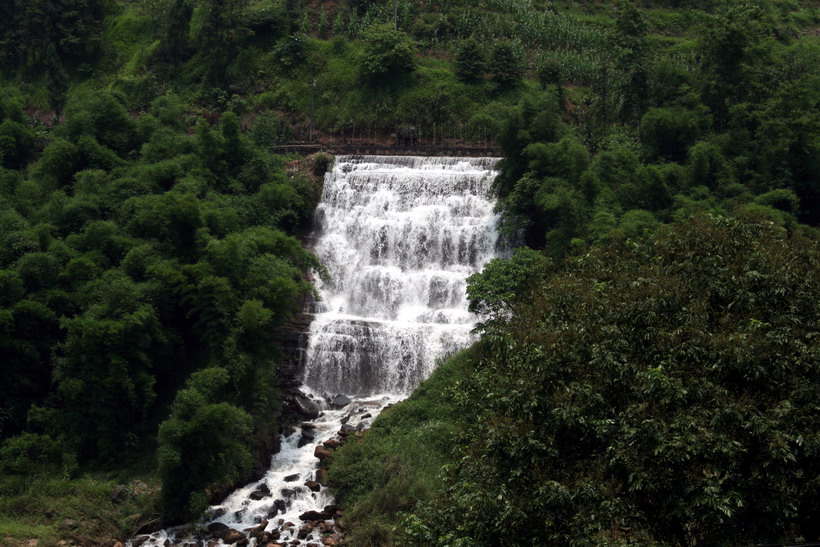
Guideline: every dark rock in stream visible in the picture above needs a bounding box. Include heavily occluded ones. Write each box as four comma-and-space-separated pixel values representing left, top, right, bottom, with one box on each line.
299, 510, 332, 521
292, 393, 321, 419
284, 473, 300, 482
207, 522, 230, 538
221, 529, 244, 544
314, 446, 332, 460
274, 499, 287, 512
281, 488, 297, 499
298, 430, 315, 448
330, 394, 351, 408
249, 483, 271, 500
248, 520, 268, 539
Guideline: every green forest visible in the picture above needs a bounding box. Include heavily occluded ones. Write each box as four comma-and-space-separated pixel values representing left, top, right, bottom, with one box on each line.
0, 0, 818, 545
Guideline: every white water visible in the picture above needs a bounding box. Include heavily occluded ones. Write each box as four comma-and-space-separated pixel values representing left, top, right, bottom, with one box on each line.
135, 156, 501, 546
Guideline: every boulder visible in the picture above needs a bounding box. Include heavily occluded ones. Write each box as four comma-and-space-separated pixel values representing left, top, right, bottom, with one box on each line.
297, 524, 312, 539
131, 537, 150, 547
292, 394, 321, 419
248, 520, 268, 539
249, 484, 271, 500
274, 499, 287, 512
305, 481, 321, 492
221, 529, 244, 544
301, 422, 317, 430
329, 394, 351, 408
297, 430, 315, 448
322, 439, 342, 449
323, 505, 337, 514
298, 511, 331, 521
338, 424, 355, 436
283, 473, 300, 482
208, 522, 230, 538
314, 446, 332, 460
315, 468, 328, 484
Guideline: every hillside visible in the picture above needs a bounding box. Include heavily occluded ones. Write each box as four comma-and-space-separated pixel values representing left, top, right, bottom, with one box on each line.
0, 0, 818, 544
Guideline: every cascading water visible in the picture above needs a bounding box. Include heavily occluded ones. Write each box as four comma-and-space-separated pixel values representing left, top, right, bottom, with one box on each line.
304, 155, 502, 396
133, 156, 502, 546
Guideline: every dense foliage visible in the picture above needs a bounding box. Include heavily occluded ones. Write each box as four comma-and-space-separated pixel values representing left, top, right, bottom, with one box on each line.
0, 0, 817, 542
0, 81, 321, 528
332, 216, 820, 545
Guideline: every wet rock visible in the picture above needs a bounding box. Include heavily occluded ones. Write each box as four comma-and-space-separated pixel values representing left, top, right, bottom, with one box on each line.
329, 394, 351, 408
233, 509, 246, 522
305, 481, 321, 492
248, 520, 268, 539
323, 505, 337, 514
292, 394, 321, 419
338, 424, 355, 436
339, 415, 350, 425
208, 522, 231, 537
281, 488, 297, 498
162, 540, 170, 547
322, 439, 342, 449
131, 537, 150, 547
266, 505, 279, 519
315, 468, 328, 484
58, 519, 79, 531
301, 422, 316, 430
284, 473, 300, 482
222, 529, 244, 544
361, 413, 372, 419
210, 508, 227, 519
297, 430, 315, 448
299, 510, 331, 521
321, 535, 340, 546
274, 499, 287, 512
249, 483, 271, 500
297, 524, 312, 539
319, 522, 334, 533
314, 446, 332, 460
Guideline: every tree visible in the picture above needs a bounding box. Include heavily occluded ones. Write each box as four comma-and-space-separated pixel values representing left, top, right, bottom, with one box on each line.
198, 0, 249, 86
612, 0, 649, 121
359, 24, 416, 84
158, 0, 193, 66
157, 367, 252, 522
454, 38, 486, 82
409, 215, 820, 545
489, 40, 525, 87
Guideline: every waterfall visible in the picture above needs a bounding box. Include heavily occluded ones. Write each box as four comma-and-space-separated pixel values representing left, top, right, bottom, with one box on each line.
132, 156, 502, 546
303, 155, 502, 396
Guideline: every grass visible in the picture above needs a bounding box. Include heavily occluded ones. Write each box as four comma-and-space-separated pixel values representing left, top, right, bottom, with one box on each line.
0, 473, 161, 547
327, 345, 481, 546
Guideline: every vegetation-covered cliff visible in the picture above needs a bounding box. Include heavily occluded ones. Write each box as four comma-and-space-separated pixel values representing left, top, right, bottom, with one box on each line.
0, 0, 817, 544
